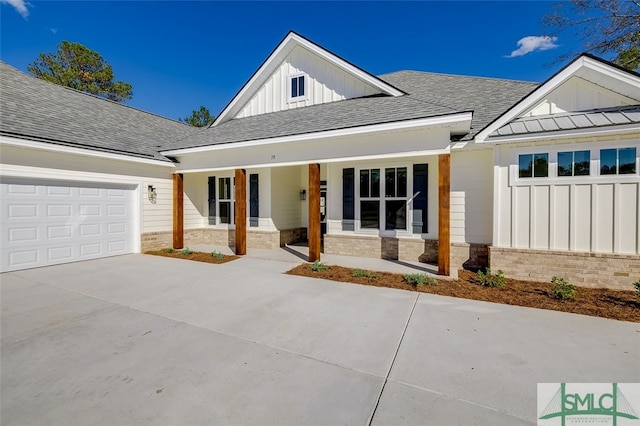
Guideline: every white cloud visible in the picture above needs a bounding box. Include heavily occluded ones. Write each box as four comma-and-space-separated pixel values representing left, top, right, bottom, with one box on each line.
48, 27, 58, 34
1, 0, 29, 18
506, 36, 559, 58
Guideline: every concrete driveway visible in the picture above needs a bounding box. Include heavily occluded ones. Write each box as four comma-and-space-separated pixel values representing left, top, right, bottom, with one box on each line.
2, 254, 638, 425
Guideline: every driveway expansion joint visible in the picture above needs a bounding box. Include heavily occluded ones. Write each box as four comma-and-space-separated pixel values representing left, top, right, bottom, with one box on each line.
367, 292, 419, 426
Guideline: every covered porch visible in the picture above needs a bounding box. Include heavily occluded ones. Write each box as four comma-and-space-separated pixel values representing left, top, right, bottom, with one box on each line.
170, 152, 453, 275
163, 113, 473, 277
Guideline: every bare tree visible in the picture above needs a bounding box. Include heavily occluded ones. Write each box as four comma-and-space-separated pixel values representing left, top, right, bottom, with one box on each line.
543, 0, 640, 71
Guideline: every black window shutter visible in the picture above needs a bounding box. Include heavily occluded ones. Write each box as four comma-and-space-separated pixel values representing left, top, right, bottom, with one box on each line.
342, 168, 355, 231
412, 164, 428, 234
249, 173, 259, 227
208, 176, 216, 225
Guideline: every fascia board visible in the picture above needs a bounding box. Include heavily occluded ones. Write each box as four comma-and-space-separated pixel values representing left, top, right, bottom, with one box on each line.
0, 135, 175, 167
176, 147, 452, 174
212, 34, 295, 127
162, 112, 473, 156
213, 32, 404, 127
475, 56, 640, 143
292, 34, 404, 97
474, 58, 586, 143
483, 122, 640, 144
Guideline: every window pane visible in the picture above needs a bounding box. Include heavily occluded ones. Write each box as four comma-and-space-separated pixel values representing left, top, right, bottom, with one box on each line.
371, 169, 380, 198
385, 168, 395, 197
600, 149, 617, 175
534, 153, 548, 177
619, 147, 636, 174
360, 170, 370, 198
397, 167, 407, 197
219, 201, 231, 224
574, 150, 590, 176
519, 154, 533, 178
291, 77, 298, 98
557, 151, 573, 177
360, 201, 379, 229
385, 200, 406, 230
219, 177, 231, 200
298, 76, 304, 96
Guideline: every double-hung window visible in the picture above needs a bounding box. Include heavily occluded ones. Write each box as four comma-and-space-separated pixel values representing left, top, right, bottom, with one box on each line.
384, 167, 408, 230
218, 177, 233, 224
359, 169, 380, 229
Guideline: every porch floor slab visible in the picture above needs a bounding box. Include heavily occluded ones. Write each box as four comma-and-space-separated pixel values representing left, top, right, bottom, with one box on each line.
188, 243, 440, 276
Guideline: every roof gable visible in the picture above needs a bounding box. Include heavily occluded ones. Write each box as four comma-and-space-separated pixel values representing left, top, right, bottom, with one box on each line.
476, 54, 640, 142
213, 31, 404, 126
523, 75, 636, 117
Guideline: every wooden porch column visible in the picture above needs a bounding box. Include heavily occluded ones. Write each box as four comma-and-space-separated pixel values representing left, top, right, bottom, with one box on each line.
235, 168, 247, 255
172, 173, 184, 249
308, 163, 321, 262
438, 154, 450, 276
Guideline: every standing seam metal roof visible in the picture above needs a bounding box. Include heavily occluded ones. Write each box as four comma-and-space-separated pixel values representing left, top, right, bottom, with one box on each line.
490, 105, 640, 137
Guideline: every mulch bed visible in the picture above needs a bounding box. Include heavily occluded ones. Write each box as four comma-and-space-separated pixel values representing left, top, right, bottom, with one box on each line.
145, 249, 239, 264
286, 264, 640, 322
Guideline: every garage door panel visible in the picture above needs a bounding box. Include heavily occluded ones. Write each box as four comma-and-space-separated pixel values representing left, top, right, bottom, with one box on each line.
1, 180, 136, 272
48, 246, 73, 261
9, 249, 39, 268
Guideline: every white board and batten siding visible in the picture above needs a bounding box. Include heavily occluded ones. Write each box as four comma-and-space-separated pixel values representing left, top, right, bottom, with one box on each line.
494, 139, 640, 255
235, 45, 381, 119
525, 76, 636, 117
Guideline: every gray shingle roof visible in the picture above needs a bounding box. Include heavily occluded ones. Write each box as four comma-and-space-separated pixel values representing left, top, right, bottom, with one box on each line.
162, 93, 461, 150
379, 71, 539, 141
0, 61, 198, 161
490, 105, 640, 137
161, 71, 539, 151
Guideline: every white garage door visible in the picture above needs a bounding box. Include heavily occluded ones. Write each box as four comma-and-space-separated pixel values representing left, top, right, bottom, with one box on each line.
1, 179, 137, 272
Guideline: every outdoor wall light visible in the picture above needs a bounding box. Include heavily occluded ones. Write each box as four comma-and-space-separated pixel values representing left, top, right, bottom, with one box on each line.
300, 189, 306, 201
148, 184, 157, 204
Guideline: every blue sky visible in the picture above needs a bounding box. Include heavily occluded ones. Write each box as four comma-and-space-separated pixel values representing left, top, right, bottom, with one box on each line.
1, 1, 584, 122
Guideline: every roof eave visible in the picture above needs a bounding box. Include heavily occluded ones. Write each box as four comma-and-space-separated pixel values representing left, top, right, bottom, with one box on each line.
483, 122, 640, 144
162, 112, 473, 156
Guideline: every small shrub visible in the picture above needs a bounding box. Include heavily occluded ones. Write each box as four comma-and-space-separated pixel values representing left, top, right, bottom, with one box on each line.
353, 269, 380, 279
551, 276, 577, 300
404, 273, 436, 286
310, 260, 328, 272
180, 247, 193, 256
165, 248, 175, 254
476, 268, 506, 288
211, 251, 225, 260
633, 279, 640, 302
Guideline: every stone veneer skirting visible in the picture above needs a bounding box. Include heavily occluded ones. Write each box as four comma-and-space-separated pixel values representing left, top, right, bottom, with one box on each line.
323, 234, 439, 263
323, 235, 490, 277
142, 227, 309, 252
489, 247, 640, 290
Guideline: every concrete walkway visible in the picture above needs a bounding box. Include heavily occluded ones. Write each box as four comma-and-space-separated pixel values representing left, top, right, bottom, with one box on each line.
2, 254, 638, 425
191, 243, 440, 275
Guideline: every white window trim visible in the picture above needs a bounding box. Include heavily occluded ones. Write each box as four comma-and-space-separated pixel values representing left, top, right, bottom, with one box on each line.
287, 72, 308, 103
509, 141, 640, 187
354, 164, 413, 237
215, 174, 235, 228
